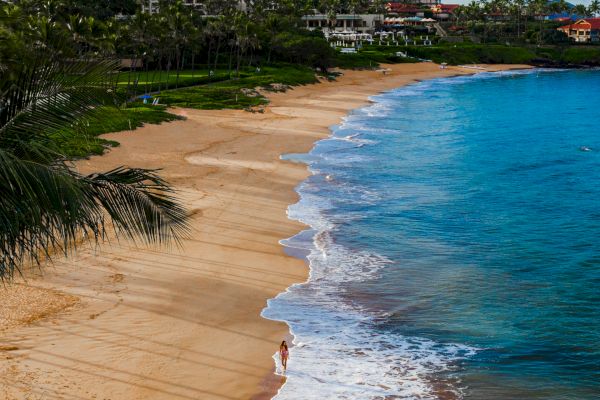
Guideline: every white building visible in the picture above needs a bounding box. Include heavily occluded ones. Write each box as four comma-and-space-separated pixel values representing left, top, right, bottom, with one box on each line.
302, 14, 384, 34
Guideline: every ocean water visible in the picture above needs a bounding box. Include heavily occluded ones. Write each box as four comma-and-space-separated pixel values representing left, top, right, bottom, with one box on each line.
263, 69, 600, 399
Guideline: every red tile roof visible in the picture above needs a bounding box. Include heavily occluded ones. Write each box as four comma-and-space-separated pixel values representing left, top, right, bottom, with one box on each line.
586, 18, 600, 29
440, 4, 460, 12
559, 18, 600, 31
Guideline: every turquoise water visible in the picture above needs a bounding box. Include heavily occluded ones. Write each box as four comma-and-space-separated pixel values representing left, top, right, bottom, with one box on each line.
264, 69, 600, 399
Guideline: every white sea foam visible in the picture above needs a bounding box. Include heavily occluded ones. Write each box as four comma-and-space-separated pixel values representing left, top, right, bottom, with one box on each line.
328, 133, 378, 147
264, 215, 476, 399
264, 178, 476, 399
359, 100, 392, 117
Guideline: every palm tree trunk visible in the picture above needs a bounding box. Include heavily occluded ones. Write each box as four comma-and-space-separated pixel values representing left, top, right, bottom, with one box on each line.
150, 56, 161, 91
214, 37, 221, 71
175, 49, 181, 89
126, 58, 134, 98
191, 51, 195, 78
236, 44, 241, 78
166, 53, 172, 90
132, 55, 140, 97
157, 56, 163, 92
207, 39, 212, 75
144, 56, 150, 95
228, 44, 233, 78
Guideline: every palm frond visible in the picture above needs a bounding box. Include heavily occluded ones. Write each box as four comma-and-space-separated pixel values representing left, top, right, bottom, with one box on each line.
0, 149, 101, 277
0, 12, 189, 280
0, 57, 122, 161
0, 153, 189, 280
83, 167, 190, 246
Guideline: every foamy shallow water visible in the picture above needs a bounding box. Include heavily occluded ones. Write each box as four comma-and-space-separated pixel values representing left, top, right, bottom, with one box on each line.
264, 229, 476, 399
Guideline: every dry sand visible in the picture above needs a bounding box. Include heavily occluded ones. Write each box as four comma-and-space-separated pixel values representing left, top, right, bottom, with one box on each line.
0, 63, 531, 400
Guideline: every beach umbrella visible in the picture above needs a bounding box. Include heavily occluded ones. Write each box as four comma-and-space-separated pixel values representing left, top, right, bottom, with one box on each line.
138, 94, 152, 104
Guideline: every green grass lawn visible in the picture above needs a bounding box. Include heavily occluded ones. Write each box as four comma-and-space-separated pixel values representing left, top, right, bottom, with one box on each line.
153, 64, 318, 110
155, 85, 269, 110
115, 64, 318, 102
116, 69, 232, 96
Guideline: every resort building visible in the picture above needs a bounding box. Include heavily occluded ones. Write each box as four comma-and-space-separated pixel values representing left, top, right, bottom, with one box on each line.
558, 18, 600, 42
431, 4, 460, 20
302, 14, 384, 34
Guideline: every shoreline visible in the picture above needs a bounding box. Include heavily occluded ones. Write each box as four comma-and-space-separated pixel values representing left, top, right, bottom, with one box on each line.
259, 63, 535, 399
0, 62, 531, 400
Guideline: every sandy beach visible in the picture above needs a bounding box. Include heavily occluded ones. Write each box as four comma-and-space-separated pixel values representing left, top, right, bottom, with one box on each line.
0, 62, 530, 400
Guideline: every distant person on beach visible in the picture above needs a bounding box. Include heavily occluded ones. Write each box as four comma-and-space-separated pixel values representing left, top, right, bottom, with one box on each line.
280, 341, 289, 371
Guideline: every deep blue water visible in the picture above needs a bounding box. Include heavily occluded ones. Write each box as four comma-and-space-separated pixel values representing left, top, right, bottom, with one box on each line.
264, 69, 600, 399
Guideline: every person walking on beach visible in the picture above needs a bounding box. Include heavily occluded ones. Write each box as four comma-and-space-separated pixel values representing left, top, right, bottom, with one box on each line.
280, 341, 289, 372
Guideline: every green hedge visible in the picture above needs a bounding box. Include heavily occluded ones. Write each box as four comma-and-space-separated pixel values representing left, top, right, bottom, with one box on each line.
405, 44, 537, 65
397, 43, 600, 66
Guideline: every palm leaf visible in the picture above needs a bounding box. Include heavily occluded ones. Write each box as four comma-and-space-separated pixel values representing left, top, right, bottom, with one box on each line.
0, 149, 190, 280
0, 150, 101, 277
83, 167, 189, 246
0, 13, 189, 280
0, 57, 122, 161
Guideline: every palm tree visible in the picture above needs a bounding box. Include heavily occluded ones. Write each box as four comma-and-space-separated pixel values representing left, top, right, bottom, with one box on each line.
0, 12, 188, 280
573, 4, 589, 18
512, 0, 526, 38
209, 16, 227, 73
480, 0, 492, 43
489, 0, 509, 40
589, 0, 600, 17
318, 0, 341, 30
453, 5, 465, 26
127, 11, 152, 95
264, 13, 281, 63
160, 1, 193, 89
464, 1, 483, 37
529, 0, 548, 44
231, 11, 249, 77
